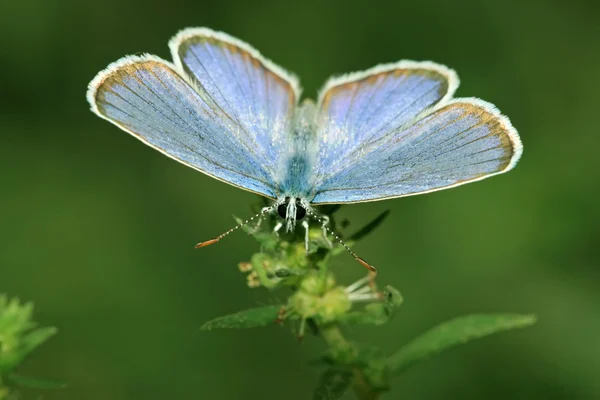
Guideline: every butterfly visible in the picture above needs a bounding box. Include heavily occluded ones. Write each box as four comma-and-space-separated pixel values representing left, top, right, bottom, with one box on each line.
87, 27, 522, 273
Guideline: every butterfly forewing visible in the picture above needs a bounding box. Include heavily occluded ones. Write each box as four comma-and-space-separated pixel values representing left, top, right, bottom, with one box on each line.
89, 57, 278, 197
88, 28, 302, 199
312, 98, 521, 204
169, 28, 299, 174
311, 62, 458, 192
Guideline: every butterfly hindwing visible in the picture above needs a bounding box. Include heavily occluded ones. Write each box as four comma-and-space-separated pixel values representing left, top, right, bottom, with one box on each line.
310, 62, 458, 193
312, 95, 522, 203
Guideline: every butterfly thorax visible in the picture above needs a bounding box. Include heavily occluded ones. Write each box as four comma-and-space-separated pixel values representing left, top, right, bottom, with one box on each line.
274, 100, 318, 231
277, 100, 317, 198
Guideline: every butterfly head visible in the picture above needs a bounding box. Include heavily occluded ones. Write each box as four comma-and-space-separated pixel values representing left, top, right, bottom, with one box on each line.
277, 197, 307, 232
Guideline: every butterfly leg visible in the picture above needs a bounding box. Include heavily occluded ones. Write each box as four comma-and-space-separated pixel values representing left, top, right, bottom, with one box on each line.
302, 220, 310, 252
320, 215, 333, 248
250, 206, 272, 234
273, 221, 283, 237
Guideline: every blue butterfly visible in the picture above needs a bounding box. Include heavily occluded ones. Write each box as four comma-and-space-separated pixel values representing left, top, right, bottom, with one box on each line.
87, 27, 522, 272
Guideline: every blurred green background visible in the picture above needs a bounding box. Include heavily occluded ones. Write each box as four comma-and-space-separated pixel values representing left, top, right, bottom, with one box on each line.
2, 0, 599, 398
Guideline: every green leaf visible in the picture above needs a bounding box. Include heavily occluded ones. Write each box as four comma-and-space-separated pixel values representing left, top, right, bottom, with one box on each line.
0, 327, 58, 372
348, 210, 390, 241
8, 373, 67, 389
387, 313, 536, 374
20, 327, 58, 357
200, 305, 283, 330
313, 369, 352, 400
0, 294, 58, 372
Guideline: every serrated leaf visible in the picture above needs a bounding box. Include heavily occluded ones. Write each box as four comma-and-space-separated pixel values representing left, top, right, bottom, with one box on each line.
387, 313, 536, 374
200, 305, 283, 330
0, 327, 57, 372
348, 210, 390, 242
20, 327, 58, 355
313, 369, 352, 400
8, 373, 67, 389
0, 298, 35, 338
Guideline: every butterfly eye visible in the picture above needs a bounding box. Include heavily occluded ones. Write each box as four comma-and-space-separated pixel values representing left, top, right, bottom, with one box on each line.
294, 199, 306, 220
277, 203, 288, 219
295, 205, 306, 220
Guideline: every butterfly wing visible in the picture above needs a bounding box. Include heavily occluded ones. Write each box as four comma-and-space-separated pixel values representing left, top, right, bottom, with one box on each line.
311, 62, 522, 204
87, 28, 299, 198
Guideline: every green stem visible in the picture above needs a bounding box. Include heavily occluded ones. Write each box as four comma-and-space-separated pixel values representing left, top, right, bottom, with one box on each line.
319, 324, 347, 347
319, 324, 380, 400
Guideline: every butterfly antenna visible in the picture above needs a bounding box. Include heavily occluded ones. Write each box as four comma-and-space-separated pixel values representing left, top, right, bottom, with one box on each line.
195, 205, 275, 248
306, 209, 377, 275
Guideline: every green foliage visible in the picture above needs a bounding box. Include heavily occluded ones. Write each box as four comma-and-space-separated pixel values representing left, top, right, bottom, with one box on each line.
0, 295, 64, 399
201, 207, 536, 399
387, 313, 537, 375
200, 305, 282, 330
314, 369, 352, 400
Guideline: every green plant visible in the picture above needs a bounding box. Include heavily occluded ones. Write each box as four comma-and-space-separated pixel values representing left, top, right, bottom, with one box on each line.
200, 204, 536, 399
0, 295, 64, 399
